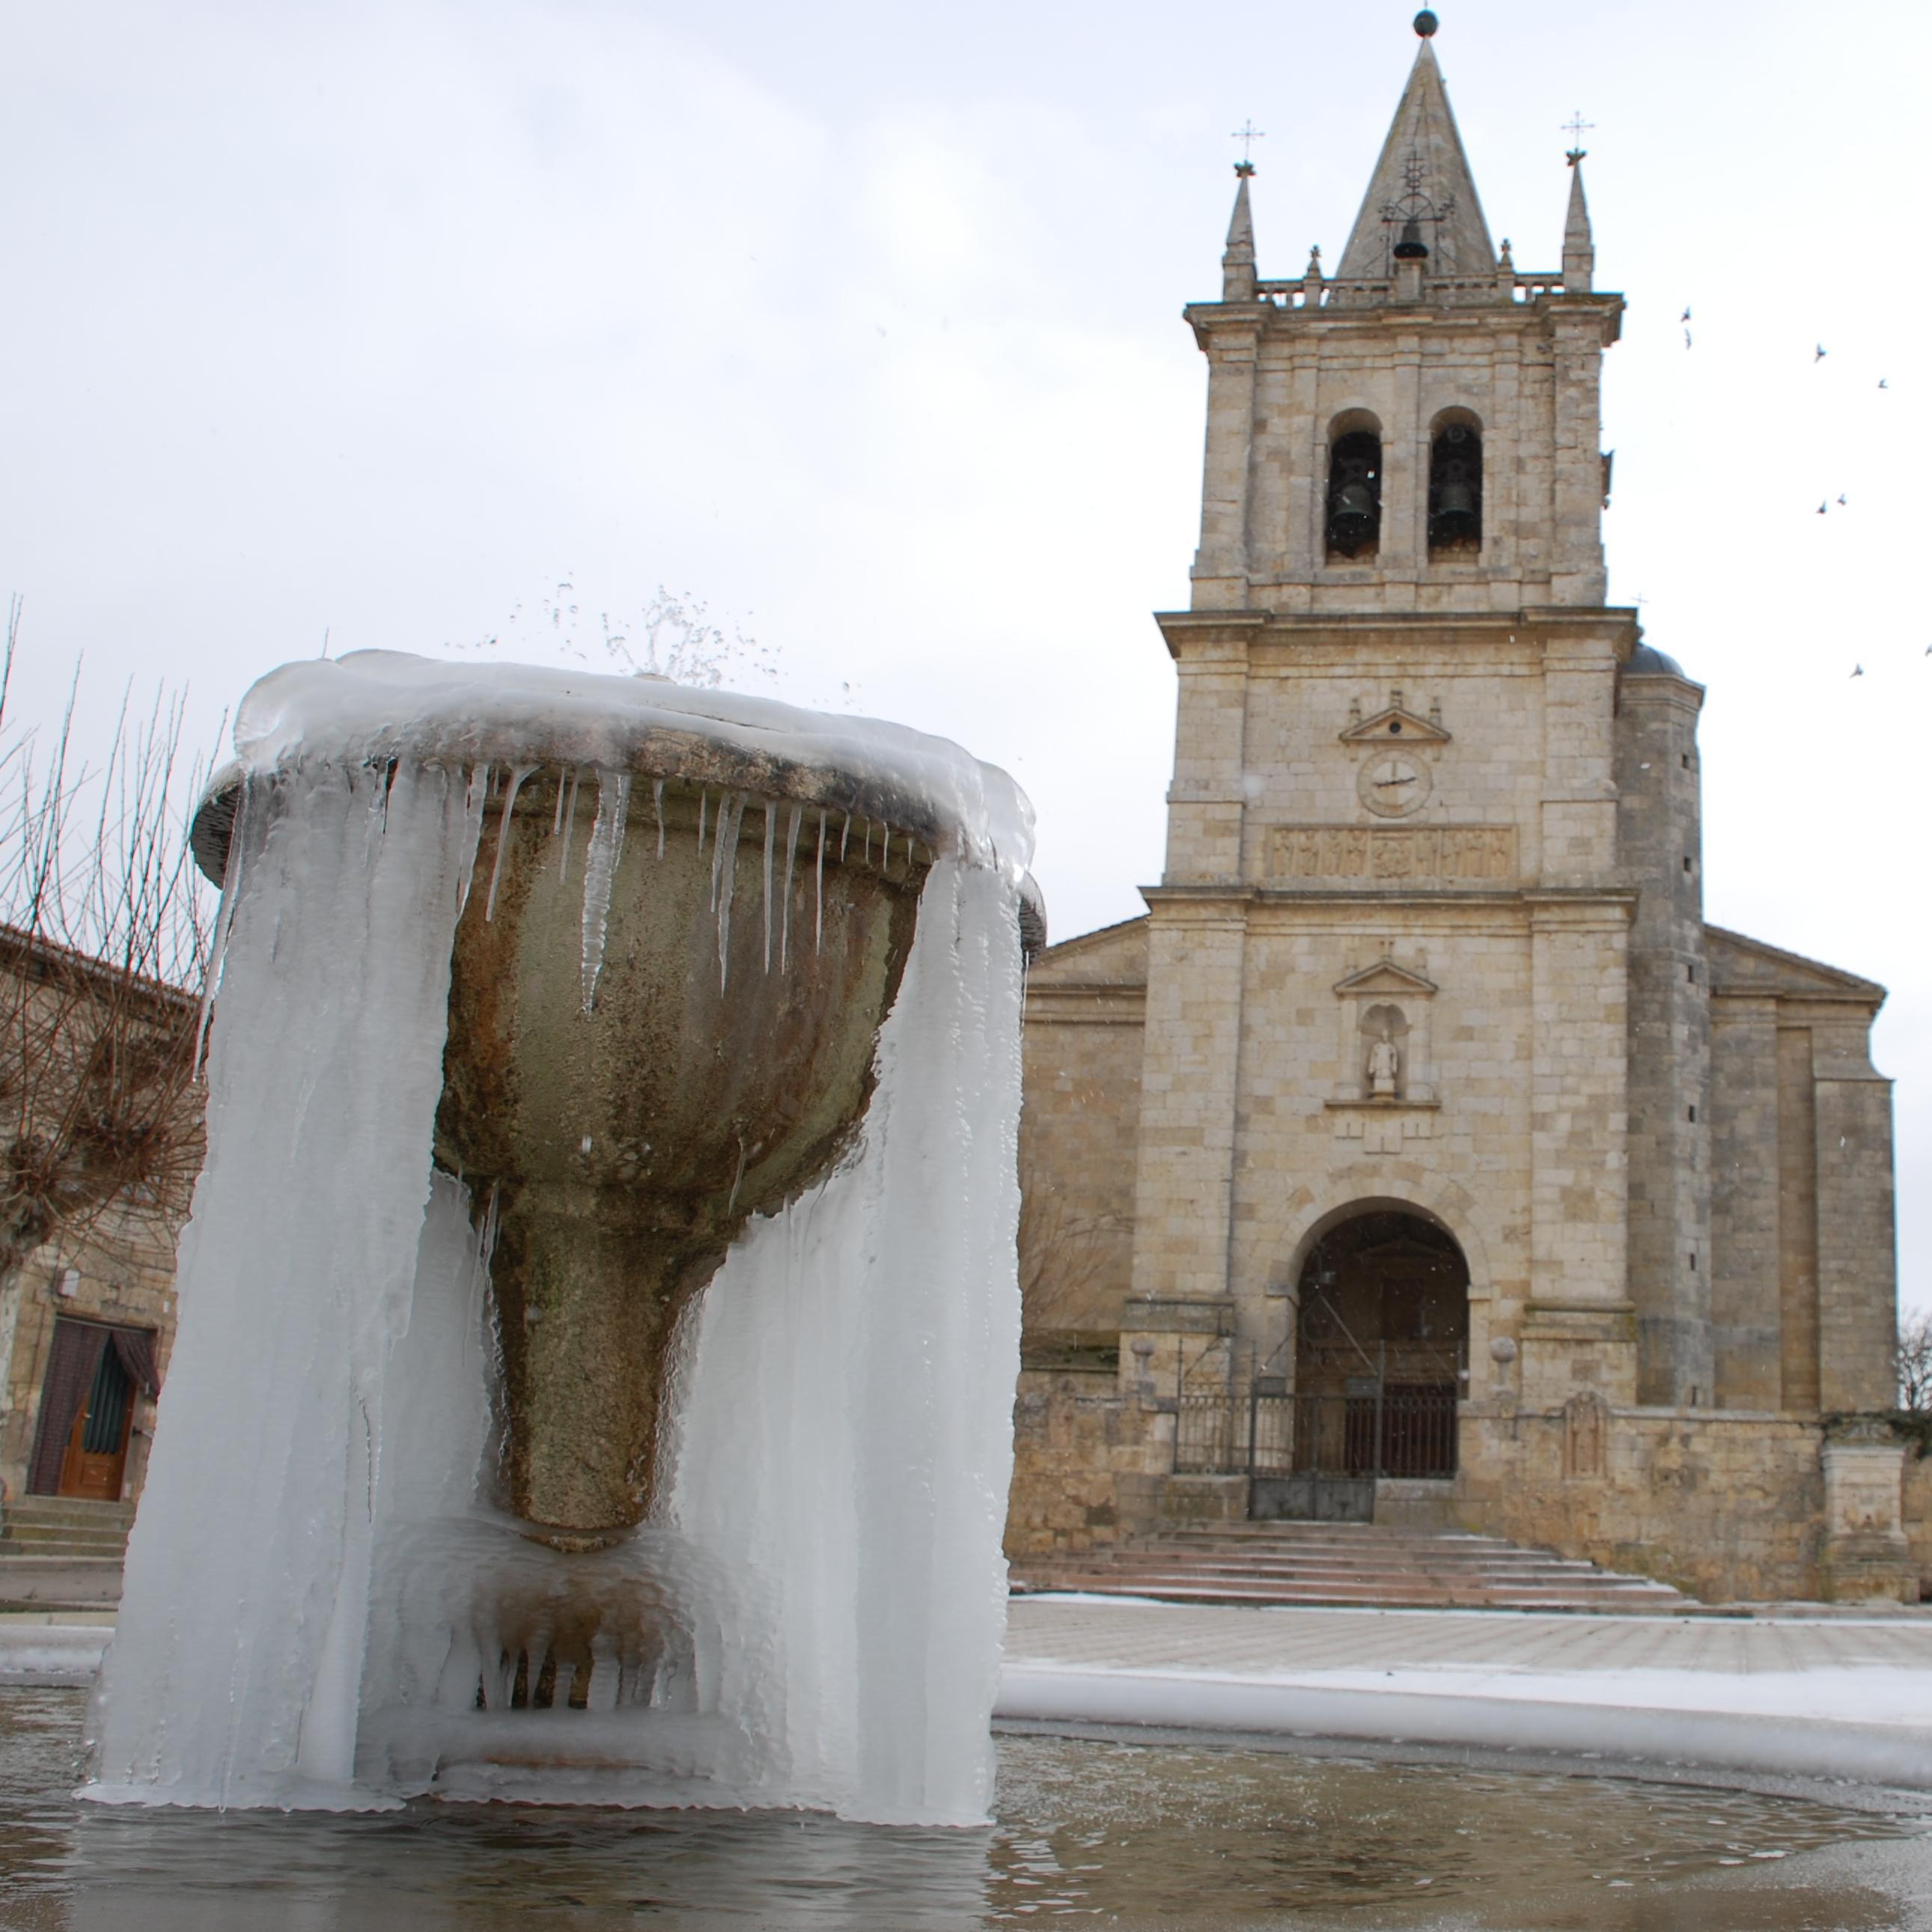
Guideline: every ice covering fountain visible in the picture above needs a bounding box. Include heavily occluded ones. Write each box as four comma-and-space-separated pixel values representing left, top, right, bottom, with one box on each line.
87, 652, 1035, 1826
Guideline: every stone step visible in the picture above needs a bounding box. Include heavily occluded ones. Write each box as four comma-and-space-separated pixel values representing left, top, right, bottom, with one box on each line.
0, 1538, 127, 1562
1011, 1523, 1691, 1613
1029, 1559, 1676, 1591
0, 1523, 128, 1548
2, 1499, 133, 1531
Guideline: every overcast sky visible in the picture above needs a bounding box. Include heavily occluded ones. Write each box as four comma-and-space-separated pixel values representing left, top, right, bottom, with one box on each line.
2, 1, 1925, 1308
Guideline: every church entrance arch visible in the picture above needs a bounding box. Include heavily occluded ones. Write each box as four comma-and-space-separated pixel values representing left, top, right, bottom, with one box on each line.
1253, 1207, 1470, 1521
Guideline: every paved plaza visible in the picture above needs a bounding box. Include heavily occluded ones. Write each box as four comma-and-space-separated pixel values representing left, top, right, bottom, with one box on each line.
999, 1596, 1932, 1789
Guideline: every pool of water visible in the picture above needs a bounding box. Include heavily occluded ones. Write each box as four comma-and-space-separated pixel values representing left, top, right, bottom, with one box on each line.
1, 1688, 1927, 1930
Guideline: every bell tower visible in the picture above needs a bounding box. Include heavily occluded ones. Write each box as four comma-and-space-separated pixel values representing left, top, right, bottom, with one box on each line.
1190, 18, 1619, 615
1133, 13, 1666, 1413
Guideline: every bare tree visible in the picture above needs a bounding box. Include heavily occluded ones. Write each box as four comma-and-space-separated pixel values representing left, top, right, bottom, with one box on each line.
0, 599, 213, 1284
1899, 1310, 1932, 1415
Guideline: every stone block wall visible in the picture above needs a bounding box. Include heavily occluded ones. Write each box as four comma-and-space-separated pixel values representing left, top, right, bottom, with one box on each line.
0, 1201, 182, 1507
1457, 1405, 1826, 1603
1901, 1447, 1932, 1600
1005, 1368, 1166, 1557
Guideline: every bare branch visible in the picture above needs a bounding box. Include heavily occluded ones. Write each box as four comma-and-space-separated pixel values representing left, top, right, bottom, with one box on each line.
0, 603, 213, 1280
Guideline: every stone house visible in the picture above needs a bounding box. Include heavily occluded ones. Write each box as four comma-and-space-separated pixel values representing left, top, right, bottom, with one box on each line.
1011, 22, 1914, 1604
0, 924, 194, 1521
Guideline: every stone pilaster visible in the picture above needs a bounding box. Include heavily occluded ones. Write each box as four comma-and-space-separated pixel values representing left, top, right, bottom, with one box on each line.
1128, 896, 1247, 1309
1820, 1419, 1913, 1604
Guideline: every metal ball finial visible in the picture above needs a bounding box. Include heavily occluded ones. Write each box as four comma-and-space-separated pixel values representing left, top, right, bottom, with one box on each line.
1415, 10, 1439, 35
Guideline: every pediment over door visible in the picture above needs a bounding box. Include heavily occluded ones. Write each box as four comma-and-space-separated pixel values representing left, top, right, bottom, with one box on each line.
1333, 958, 1439, 1000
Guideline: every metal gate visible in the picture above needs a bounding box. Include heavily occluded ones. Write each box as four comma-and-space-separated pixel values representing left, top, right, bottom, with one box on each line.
1174, 1378, 1459, 1523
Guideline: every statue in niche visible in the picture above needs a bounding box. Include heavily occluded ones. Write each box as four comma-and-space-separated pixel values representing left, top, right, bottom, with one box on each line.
1367, 1031, 1401, 1098
1563, 1390, 1610, 1481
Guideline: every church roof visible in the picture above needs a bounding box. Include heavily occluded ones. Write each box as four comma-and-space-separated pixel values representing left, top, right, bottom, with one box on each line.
1704, 926, 1886, 1006
1336, 40, 1496, 280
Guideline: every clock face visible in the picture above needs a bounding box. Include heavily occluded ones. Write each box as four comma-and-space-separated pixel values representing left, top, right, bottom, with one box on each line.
1359, 750, 1433, 817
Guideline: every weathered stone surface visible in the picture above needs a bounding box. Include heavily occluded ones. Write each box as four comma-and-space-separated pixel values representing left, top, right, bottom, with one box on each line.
1008, 36, 1900, 1602
441, 773, 922, 1539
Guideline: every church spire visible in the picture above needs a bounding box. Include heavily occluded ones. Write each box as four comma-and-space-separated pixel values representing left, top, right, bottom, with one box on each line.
1563, 154, 1596, 292
1335, 19, 1496, 280
1222, 167, 1258, 301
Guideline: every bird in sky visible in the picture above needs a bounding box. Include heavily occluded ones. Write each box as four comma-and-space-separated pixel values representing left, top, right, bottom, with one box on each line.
1680, 306, 1692, 323
1851, 664, 1864, 677
1880, 378, 1890, 390
1817, 502, 1828, 515
1684, 328, 1693, 350
1815, 344, 1828, 362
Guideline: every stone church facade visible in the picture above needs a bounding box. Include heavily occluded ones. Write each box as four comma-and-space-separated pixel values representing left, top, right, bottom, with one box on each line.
1010, 25, 1914, 1603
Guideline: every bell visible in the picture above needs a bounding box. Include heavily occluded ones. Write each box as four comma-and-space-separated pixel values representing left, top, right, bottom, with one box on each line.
1436, 480, 1478, 520
1393, 218, 1429, 262
1335, 481, 1376, 521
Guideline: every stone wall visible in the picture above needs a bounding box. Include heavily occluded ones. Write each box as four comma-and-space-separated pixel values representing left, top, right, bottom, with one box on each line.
1005, 1367, 1896, 1603
1019, 921, 1148, 1336
1005, 1368, 1166, 1556
0, 1200, 182, 1508
1457, 1405, 1828, 1603
1902, 1447, 1932, 1600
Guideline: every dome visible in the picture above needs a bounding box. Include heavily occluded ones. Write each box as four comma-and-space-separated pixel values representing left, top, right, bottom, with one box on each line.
1624, 642, 1687, 679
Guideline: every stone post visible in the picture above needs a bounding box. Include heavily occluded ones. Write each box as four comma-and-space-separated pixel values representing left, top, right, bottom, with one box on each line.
1820, 1418, 1913, 1604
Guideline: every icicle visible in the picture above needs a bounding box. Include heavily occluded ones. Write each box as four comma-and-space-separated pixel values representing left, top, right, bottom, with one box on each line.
454, 765, 491, 918
698, 789, 708, 858
814, 811, 826, 956
781, 805, 802, 973
761, 802, 775, 975
839, 813, 850, 864
709, 790, 732, 916
714, 794, 746, 989
552, 767, 582, 903
551, 767, 567, 835
653, 778, 665, 860
579, 768, 631, 1014
864, 820, 872, 865
194, 775, 252, 1074
484, 764, 537, 922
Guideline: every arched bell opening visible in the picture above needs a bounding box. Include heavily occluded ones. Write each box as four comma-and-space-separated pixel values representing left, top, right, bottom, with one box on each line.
1326, 415, 1383, 560
1292, 1208, 1469, 1481
1427, 412, 1483, 556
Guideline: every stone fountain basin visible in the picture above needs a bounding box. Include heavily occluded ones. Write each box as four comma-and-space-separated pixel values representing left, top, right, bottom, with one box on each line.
189, 653, 1036, 1546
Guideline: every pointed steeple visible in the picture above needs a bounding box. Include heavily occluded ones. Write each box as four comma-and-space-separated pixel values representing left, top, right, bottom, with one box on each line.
1562, 156, 1596, 292
1222, 168, 1257, 302
1335, 35, 1496, 280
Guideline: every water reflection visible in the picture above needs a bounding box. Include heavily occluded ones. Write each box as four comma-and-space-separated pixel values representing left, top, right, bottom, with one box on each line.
2, 1688, 1925, 1931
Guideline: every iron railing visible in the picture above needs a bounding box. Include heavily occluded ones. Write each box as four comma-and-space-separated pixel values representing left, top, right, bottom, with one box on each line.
1174, 1384, 1459, 1482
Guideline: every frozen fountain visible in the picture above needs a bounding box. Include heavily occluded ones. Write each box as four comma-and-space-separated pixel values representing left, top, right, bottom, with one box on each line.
86, 652, 1034, 1826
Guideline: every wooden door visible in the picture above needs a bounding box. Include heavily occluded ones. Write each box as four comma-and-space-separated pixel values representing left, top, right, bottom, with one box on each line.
57, 1344, 134, 1500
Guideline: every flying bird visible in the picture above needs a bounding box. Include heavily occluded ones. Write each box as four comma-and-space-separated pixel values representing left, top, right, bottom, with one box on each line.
1851, 664, 1864, 677
1838, 494, 1848, 507
1680, 307, 1692, 323
1880, 378, 1890, 390
1815, 344, 1828, 362
1817, 502, 1828, 515
1683, 328, 1693, 350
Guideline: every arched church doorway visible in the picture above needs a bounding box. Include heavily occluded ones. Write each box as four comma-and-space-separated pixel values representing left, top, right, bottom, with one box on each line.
1255, 1208, 1469, 1520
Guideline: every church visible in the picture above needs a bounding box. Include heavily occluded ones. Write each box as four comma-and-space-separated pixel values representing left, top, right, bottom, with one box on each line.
1009, 16, 1915, 1604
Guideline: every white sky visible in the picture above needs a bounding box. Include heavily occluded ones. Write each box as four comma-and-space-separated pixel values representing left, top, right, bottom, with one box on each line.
1, 1, 1925, 1311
